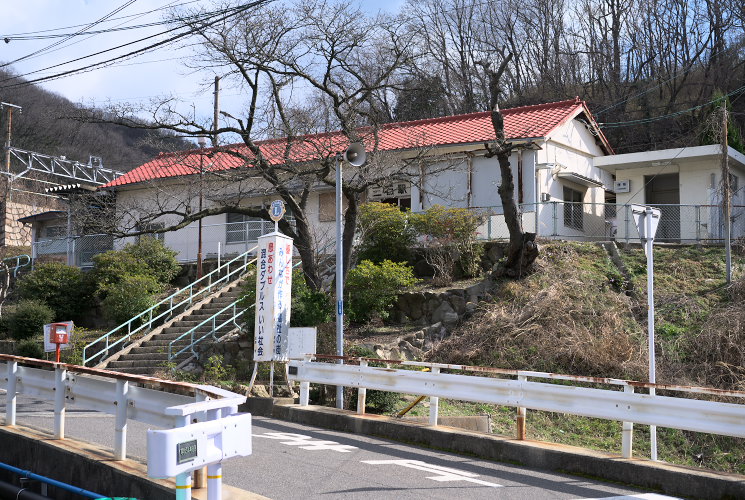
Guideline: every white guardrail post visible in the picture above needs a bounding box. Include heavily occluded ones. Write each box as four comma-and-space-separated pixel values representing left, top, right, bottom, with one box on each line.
622, 384, 634, 458
6, 360, 17, 425
174, 415, 193, 500
429, 367, 440, 426
357, 360, 367, 415
516, 374, 527, 440
54, 366, 66, 439
114, 379, 129, 460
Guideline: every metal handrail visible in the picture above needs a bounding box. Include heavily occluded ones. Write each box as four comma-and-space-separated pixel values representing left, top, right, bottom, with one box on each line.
168, 302, 253, 361
1, 254, 31, 277
82, 246, 258, 366
168, 259, 305, 362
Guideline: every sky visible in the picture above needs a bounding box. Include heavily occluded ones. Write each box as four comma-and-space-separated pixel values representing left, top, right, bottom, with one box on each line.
0, 0, 405, 135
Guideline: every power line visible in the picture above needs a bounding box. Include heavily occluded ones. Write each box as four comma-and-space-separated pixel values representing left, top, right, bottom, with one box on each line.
0, 2, 272, 89
0, 0, 202, 39
0, 1, 138, 69
598, 85, 745, 129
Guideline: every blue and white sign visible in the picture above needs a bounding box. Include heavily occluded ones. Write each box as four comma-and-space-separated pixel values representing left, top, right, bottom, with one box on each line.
269, 199, 286, 222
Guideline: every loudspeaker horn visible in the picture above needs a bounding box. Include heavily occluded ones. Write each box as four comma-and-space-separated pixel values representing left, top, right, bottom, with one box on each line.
344, 142, 367, 167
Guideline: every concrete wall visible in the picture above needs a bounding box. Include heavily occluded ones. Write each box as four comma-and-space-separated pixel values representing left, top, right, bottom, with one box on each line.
0, 426, 174, 500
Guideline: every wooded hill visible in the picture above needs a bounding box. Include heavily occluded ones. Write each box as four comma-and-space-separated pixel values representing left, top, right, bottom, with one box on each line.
0, 68, 191, 173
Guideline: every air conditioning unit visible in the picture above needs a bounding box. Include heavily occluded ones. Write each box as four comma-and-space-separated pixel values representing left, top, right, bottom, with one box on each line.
613, 180, 630, 193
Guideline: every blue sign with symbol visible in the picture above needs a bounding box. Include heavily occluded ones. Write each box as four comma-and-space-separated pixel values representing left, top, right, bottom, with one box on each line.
269, 199, 285, 222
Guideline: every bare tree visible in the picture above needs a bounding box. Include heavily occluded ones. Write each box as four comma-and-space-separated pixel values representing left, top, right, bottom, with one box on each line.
481, 55, 539, 278
79, 0, 433, 291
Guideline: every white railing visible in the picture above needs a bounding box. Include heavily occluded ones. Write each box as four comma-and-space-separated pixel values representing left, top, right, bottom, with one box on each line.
0, 354, 248, 499
83, 247, 257, 366
289, 355, 745, 460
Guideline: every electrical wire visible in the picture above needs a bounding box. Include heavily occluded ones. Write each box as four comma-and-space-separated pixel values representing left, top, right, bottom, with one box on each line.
0, 0, 202, 40
598, 85, 745, 129
0, 0, 138, 69
0, 1, 272, 88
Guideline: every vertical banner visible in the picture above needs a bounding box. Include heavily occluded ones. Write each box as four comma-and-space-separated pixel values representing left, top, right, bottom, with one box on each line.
254, 232, 293, 362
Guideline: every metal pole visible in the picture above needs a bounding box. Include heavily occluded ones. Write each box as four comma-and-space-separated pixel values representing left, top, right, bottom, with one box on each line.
53, 367, 66, 439
335, 154, 345, 409
6, 360, 17, 426
114, 379, 128, 461
197, 141, 205, 280
721, 107, 732, 283
645, 207, 657, 461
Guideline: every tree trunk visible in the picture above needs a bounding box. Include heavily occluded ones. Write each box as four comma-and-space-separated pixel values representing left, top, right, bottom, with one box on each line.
482, 55, 538, 278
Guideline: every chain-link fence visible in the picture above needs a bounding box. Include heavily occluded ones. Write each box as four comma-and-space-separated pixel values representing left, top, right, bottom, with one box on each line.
32, 220, 273, 268
472, 202, 745, 243
32, 203, 745, 267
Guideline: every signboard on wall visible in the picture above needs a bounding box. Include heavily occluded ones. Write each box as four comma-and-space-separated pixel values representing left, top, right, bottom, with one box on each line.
368, 181, 411, 201
253, 232, 294, 362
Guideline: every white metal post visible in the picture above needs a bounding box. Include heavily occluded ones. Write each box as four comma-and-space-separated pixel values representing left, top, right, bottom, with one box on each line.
175, 415, 192, 500
6, 361, 17, 425
516, 375, 527, 440
206, 408, 223, 500
645, 207, 657, 461
357, 360, 368, 415
114, 379, 128, 461
299, 381, 310, 406
622, 384, 634, 459
429, 367, 440, 426
335, 154, 345, 409
53, 367, 66, 439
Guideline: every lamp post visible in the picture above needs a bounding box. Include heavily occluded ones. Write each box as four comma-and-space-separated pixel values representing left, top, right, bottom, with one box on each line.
197, 136, 207, 280
335, 143, 367, 409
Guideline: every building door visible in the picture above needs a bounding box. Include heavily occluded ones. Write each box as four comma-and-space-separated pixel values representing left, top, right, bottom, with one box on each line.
644, 173, 680, 241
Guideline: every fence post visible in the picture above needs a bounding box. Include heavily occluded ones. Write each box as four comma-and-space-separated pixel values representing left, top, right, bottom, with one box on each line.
357, 360, 367, 415
552, 201, 558, 236
516, 375, 527, 440
114, 379, 128, 460
429, 367, 440, 426
624, 205, 630, 245
695, 205, 701, 243
6, 360, 17, 426
622, 384, 634, 459
54, 366, 66, 439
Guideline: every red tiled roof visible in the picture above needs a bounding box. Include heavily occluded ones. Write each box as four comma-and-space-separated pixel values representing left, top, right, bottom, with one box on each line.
104, 98, 610, 188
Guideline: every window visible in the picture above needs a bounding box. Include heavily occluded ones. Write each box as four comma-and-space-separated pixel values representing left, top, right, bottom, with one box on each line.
563, 187, 584, 230
137, 223, 165, 242
43, 225, 66, 239
226, 213, 267, 243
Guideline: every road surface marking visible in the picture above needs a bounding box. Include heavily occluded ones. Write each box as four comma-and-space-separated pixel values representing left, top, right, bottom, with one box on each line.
361, 459, 502, 487
576, 494, 682, 500
254, 432, 358, 452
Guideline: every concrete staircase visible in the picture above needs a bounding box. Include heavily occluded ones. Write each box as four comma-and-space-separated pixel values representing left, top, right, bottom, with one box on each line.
103, 283, 247, 376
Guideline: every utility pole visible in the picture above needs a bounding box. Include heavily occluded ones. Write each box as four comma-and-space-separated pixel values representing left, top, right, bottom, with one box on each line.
721, 105, 732, 283
2, 102, 22, 172
212, 76, 220, 148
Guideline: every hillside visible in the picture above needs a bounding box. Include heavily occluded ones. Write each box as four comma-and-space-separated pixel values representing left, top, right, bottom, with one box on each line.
429, 241, 745, 389
0, 69, 191, 172
419, 241, 745, 472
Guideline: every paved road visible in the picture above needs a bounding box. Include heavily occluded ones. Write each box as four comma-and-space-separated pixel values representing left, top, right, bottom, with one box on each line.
3, 394, 680, 500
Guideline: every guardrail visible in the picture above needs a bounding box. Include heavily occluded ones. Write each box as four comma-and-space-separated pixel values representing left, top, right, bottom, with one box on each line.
82, 247, 257, 367
0, 354, 248, 499
289, 355, 745, 460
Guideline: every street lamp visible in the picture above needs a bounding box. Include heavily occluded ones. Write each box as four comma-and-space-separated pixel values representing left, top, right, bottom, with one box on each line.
197, 136, 207, 280
335, 142, 367, 409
